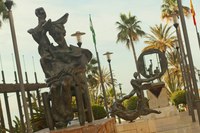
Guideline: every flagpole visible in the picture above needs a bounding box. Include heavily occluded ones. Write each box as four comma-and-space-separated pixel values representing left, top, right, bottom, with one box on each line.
194, 26, 200, 50
89, 15, 109, 118
190, 0, 200, 50
177, 0, 200, 125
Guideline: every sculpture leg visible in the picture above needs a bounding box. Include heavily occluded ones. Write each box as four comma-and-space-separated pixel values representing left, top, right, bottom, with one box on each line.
50, 82, 66, 127
50, 78, 73, 128
75, 86, 85, 125
61, 76, 74, 122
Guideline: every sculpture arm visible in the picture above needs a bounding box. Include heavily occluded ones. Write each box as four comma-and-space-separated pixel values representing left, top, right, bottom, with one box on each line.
140, 73, 162, 83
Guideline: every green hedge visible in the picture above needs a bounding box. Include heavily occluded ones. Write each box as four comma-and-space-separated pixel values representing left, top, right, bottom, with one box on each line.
170, 89, 186, 107
123, 96, 138, 110
123, 96, 149, 110
92, 104, 107, 120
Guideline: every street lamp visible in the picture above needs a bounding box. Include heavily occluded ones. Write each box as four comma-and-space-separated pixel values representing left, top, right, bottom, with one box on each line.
198, 70, 200, 83
103, 52, 121, 123
71, 31, 86, 48
118, 83, 123, 99
71, 31, 94, 122
4, 0, 32, 132
103, 52, 117, 100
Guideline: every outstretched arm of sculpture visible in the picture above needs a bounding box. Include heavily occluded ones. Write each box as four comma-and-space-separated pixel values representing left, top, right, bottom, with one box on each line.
118, 89, 136, 103
139, 72, 162, 83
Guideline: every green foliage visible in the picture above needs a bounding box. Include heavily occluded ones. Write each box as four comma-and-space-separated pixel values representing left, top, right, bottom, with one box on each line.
12, 116, 23, 133
0, 125, 9, 133
30, 93, 47, 132
170, 89, 186, 107
123, 96, 149, 110
123, 96, 138, 110
92, 104, 107, 120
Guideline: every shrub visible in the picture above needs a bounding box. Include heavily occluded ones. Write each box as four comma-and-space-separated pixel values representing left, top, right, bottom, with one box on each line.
170, 89, 186, 107
92, 104, 107, 120
123, 96, 149, 110
123, 96, 138, 110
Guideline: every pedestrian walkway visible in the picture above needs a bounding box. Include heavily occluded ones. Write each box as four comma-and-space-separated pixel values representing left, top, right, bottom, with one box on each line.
35, 111, 200, 133
154, 111, 200, 133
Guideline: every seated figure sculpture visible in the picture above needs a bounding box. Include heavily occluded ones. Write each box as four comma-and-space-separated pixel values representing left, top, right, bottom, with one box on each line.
28, 8, 92, 128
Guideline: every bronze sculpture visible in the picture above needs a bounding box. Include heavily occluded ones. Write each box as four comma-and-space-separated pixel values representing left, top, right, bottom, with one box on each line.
28, 7, 92, 128
110, 49, 167, 122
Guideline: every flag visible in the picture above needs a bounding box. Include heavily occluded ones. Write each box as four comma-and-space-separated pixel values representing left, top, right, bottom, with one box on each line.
89, 15, 96, 46
190, 0, 196, 26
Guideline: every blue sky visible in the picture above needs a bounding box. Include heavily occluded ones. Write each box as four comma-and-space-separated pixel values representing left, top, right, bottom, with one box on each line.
0, 0, 200, 126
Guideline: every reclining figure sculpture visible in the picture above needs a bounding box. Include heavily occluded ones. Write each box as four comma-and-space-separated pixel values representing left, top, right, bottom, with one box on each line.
110, 72, 162, 121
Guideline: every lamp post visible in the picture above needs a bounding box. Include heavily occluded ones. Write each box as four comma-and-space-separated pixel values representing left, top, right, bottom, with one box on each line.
198, 70, 200, 83
71, 31, 94, 122
103, 52, 121, 123
4, 0, 32, 132
103, 52, 117, 100
173, 21, 195, 121
118, 83, 123, 99
71, 31, 86, 47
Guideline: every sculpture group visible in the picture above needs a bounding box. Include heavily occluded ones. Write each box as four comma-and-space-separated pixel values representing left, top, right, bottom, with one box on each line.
28, 7, 92, 128
110, 49, 168, 121
28, 7, 168, 129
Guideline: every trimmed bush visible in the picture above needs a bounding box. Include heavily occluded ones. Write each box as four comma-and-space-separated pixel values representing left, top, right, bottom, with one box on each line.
92, 104, 107, 120
170, 89, 186, 107
123, 96, 149, 110
123, 96, 138, 110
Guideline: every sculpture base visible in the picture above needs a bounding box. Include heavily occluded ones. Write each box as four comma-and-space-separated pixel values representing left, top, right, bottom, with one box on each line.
50, 118, 117, 133
116, 119, 156, 133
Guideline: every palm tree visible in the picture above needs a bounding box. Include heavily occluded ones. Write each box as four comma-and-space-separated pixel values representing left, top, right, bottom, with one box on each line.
143, 23, 178, 93
94, 67, 116, 102
116, 12, 145, 71
161, 0, 190, 22
161, 0, 191, 93
86, 58, 98, 75
88, 67, 116, 104
143, 24, 177, 52
86, 58, 99, 104
163, 50, 183, 93
0, 0, 9, 28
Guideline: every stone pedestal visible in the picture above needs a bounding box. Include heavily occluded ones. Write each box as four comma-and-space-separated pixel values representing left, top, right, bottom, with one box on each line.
50, 118, 117, 133
141, 106, 179, 119
116, 119, 156, 133
147, 87, 169, 109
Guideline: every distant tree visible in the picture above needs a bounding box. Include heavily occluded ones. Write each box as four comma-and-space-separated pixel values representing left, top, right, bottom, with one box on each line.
163, 50, 183, 93
86, 60, 117, 104
116, 12, 145, 71
143, 23, 179, 93
92, 67, 117, 104
0, 0, 9, 28
161, 0, 190, 22
143, 24, 177, 52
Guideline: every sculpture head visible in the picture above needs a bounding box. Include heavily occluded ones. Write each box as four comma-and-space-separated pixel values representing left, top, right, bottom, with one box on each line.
49, 23, 66, 43
133, 72, 139, 79
35, 7, 46, 21
43, 13, 69, 47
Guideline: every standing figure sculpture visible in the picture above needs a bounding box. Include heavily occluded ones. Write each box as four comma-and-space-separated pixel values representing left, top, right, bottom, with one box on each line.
28, 8, 92, 128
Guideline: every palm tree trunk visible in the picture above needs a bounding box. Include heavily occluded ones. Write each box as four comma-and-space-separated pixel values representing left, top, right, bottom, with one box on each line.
129, 34, 139, 73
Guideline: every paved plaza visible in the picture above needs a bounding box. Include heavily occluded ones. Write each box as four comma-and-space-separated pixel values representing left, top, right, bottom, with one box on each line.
35, 110, 200, 133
